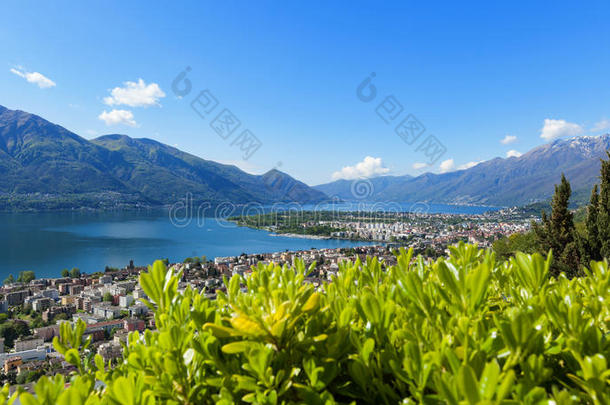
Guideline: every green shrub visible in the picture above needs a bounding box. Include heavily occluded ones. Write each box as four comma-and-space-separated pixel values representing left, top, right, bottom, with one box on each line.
3, 242, 610, 404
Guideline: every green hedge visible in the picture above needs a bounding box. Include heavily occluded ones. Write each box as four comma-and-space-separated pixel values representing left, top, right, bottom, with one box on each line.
4, 242, 610, 404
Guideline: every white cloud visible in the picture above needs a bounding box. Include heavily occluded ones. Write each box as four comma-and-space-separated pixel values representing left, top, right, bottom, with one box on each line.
506, 149, 522, 158
412, 162, 428, 170
540, 118, 583, 140
458, 161, 482, 170
98, 109, 137, 127
592, 119, 610, 132
500, 135, 517, 145
10, 67, 56, 88
103, 79, 165, 107
439, 158, 455, 173
332, 156, 390, 180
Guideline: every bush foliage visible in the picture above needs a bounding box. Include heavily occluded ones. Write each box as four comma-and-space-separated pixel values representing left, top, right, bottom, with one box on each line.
3, 243, 610, 404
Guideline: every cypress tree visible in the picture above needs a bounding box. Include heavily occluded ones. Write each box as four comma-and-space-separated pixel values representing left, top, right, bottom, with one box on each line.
598, 152, 610, 259
550, 174, 575, 247
585, 184, 601, 261
533, 211, 552, 254
534, 174, 580, 277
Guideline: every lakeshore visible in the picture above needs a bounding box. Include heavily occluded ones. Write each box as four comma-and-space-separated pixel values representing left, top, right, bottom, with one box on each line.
231, 207, 535, 251
0, 211, 371, 279
269, 233, 332, 240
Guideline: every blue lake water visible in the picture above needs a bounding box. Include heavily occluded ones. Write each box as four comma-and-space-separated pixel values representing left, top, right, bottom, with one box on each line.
0, 211, 373, 279
0, 203, 498, 279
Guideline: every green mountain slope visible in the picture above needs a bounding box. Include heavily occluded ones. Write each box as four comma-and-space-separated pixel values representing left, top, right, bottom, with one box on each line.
0, 105, 327, 210
0, 105, 133, 196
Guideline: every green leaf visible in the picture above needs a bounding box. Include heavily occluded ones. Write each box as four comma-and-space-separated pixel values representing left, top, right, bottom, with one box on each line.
94, 354, 105, 371
458, 365, 480, 404
222, 341, 250, 354
479, 360, 500, 399
18, 392, 39, 405
496, 370, 515, 401
302, 292, 321, 312
64, 348, 80, 367
361, 338, 375, 366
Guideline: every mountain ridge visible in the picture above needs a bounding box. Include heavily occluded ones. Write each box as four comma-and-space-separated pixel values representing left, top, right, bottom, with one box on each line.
315, 134, 610, 206
313, 175, 412, 201
2, 104, 609, 210
0, 105, 327, 210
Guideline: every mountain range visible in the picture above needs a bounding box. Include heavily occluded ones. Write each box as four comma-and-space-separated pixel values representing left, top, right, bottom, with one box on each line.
0, 104, 327, 210
314, 175, 412, 201
1, 104, 609, 210
315, 135, 610, 206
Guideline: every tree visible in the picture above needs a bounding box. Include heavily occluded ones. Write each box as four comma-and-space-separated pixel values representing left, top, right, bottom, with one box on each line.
424, 246, 438, 258
21, 303, 32, 316
580, 152, 610, 262
31, 315, 45, 329
0, 320, 31, 349
103, 292, 114, 302
61, 269, 70, 278
598, 152, 610, 259
584, 184, 602, 262
3, 274, 14, 285
533, 174, 580, 277
105, 326, 121, 340
54, 313, 69, 321
16, 271, 35, 284
15, 372, 27, 386
70, 268, 81, 278
493, 231, 537, 261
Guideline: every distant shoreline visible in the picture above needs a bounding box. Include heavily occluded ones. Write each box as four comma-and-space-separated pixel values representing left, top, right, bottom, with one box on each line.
0, 199, 504, 215
269, 232, 332, 240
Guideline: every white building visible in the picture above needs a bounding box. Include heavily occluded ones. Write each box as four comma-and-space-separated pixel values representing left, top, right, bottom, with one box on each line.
92, 305, 122, 319
32, 297, 53, 312
119, 295, 134, 308
232, 265, 249, 276
127, 303, 148, 317
133, 287, 148, 301
42, 289, 60, 300
0, 347, 47, 366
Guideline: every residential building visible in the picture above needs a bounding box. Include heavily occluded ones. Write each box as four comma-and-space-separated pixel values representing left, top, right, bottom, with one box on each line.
32, 297, 53, 312
119, 295, 134, 308
98, 342, 122, 361
5, 290, 29, 306
14, 336, 44, 352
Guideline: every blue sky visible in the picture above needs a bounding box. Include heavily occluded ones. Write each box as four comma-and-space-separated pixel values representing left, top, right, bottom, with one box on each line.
1, 1, 610, 185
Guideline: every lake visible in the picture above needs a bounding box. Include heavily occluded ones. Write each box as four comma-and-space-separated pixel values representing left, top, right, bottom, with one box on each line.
0, 203, 498, 280
0, 211, 374, 279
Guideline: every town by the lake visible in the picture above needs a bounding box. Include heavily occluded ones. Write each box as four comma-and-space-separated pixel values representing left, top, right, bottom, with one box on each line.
0, 206, 534, 389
